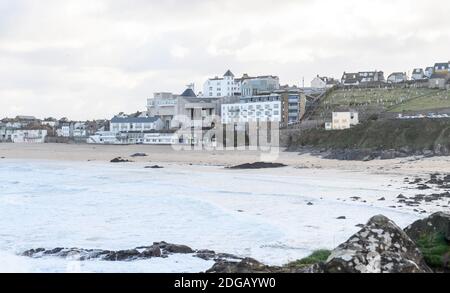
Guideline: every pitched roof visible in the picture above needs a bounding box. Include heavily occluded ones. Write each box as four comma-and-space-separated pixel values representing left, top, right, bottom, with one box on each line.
223, 70, 234, 77
180, 88, 197, 97
110, 117, 161, 123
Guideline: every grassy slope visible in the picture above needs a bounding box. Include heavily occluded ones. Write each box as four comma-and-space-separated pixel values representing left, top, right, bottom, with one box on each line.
313, 88, 450, 119
388, 90, 450, 112
289, 118, 450, 151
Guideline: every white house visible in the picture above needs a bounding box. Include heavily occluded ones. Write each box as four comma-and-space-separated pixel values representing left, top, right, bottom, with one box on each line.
387, 72, 407, 84
11, 129, 47, 143
330, 112, 359, 130
221, 101, 282, 125
411, 68, 425, 80
311, 76, 339, 89
57, 123, 73, 137
203, 70, 241, 98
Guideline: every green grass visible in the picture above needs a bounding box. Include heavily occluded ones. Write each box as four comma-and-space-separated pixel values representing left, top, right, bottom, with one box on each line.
388, 91, 450, 112
416, 233, 450, 269
284, 250, 332, 268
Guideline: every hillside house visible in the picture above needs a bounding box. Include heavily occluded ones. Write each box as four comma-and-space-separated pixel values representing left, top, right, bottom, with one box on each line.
387, 72, 407, 84
429, 62, 450, 89
311, 76, 339, 89
411, 68, 425, 80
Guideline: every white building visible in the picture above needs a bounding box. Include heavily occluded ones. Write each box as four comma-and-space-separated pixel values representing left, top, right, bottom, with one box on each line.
203, 70, 241, 98
330, 112, 359, 130
87, 131, 120, 144
73, 122, 87, 137
110, 116, 164, 133
221, 101, 282, 124
11, 129, 47, 143
240, 75, 280, 97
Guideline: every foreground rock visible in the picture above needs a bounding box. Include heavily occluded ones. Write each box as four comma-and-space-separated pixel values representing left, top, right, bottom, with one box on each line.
227, 162, 287, 169
405, 212, 450, 243
404, 212, 450, 271
324, 215, 432, 273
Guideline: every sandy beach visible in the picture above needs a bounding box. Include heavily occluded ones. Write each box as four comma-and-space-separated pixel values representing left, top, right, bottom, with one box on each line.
1, 143, 450, 176
1, 143, 449, 272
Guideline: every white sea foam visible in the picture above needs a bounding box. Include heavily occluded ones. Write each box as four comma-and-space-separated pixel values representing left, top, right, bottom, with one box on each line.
0, 159, 443, 272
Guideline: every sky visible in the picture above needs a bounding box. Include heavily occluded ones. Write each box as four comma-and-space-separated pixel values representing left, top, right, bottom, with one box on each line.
1, 0, 450, 120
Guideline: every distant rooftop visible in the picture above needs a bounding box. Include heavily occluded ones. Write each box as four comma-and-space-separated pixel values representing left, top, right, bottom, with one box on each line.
223, 70, 234, 77
180, 88, 197, 98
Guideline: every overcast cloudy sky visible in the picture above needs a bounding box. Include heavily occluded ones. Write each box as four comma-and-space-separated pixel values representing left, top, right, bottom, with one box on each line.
1, 0, 449, 120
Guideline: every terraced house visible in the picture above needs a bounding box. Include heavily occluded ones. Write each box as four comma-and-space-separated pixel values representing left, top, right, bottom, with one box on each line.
429, 62, 450, 89
341, 71, 384, 87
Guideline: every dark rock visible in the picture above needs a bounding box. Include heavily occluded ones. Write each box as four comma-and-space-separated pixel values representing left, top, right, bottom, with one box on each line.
145, 165, 164, 169
195, 250, 216, 261
110, 157, 131, 163
417, 184, 431, 190
307, 202, 314, 206
397, 194, 407, 199
337, 216, 346, 220
378, 197, 386, 201
103, 249, 141, 261
206, 258, 277, 273
141, 245, 162, 258
227, 162, 287, 169
130, 153, 147, 157
324, 215, 432, 273
404, 212, 450, 243
154, 242, 194, 254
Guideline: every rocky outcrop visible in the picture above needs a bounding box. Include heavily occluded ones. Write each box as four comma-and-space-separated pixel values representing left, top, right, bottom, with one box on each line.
22, 242, 195, 261
22, 241, 244, 264
227, 162, 287, 169
324, 215, 432, 273
405, 212, 450, 243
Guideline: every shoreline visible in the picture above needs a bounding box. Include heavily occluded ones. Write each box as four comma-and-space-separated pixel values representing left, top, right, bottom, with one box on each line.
1, 143, 450, 176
